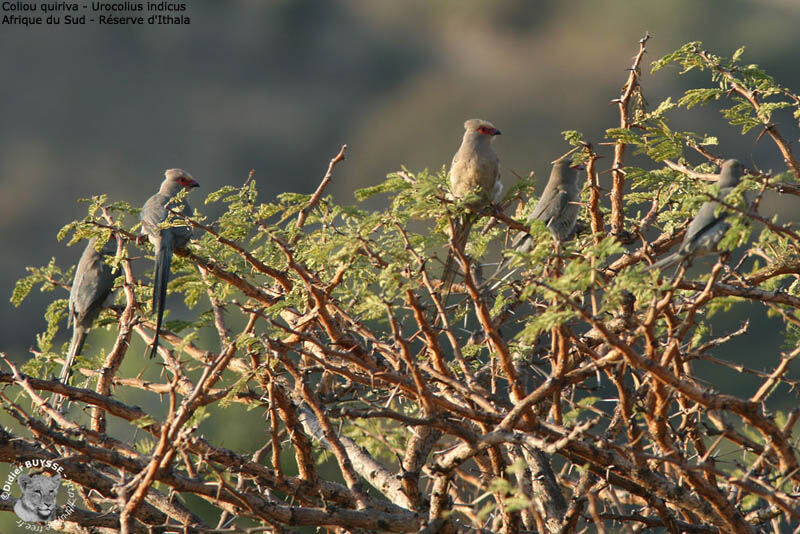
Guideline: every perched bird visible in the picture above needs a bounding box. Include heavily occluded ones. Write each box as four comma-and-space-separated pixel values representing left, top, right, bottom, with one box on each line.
55, 237, 118, 411
489, 159, 581, 283
441, 119, 502, 293
141, 169, 199, 358
649, 159, 744, 272
518, 158, 581, 247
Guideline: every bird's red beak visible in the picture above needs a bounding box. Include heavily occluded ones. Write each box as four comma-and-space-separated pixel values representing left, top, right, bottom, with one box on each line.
186, 179, 199, 189
490, 128, 502, 136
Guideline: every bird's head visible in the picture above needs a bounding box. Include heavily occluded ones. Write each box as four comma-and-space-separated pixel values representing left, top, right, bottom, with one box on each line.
718, 159, 743, 188
551, 158, 581, 185
165, 168, 200, 190
463, 119, 501, 142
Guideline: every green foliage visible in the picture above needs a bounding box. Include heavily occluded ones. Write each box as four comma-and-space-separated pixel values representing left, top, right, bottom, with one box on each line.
679, 88, 723, 109
134, 437, 155, 456
132, 414, 158, 429
563, 396, 600, 425
653, 42, 800, 136
354, 172, 411, 202
38, 299, 66, 353
518, 308, 576, 344
187, 405, 210, 428
10, 257, 68, 307
6, 38, 800, 534
218, 372, 255, 409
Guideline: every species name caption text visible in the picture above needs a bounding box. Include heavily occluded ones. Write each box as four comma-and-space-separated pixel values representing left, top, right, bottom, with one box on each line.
1, 2, 189, 26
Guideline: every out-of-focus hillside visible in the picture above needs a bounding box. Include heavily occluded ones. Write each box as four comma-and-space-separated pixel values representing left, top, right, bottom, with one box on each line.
2, 0, 799, 360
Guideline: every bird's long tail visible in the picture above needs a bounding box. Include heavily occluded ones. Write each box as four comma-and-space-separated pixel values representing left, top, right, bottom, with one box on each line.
149, 243, 173, 359
441, 215, 474, 299
647, 252, 683, 273
53, 326, 87, 413
482, 232, 533, 292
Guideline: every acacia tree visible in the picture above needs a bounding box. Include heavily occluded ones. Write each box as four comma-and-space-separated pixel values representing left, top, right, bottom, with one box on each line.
3, 36, 800, 533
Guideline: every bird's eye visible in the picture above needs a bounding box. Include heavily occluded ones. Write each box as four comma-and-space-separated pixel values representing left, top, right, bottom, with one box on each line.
477, 126, 487, 134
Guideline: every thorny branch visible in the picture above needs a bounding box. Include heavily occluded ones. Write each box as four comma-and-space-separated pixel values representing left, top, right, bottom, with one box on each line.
3, 37, 800, 534
610, 31, 649, 238
695, 47, 800, 180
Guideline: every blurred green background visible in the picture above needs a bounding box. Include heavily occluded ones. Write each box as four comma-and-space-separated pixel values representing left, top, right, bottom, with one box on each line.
1, 0, 800, 528
3, 0, 800, 355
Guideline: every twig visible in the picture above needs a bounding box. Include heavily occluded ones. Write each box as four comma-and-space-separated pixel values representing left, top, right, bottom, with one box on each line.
610, 32, 650, 236
583, 142, 605, 243
696, 47, 800, 180
294, 144, 347, 240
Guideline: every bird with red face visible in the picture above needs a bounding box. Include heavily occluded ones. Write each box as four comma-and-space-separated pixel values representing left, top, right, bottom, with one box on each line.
441, 119, 502, 294
141, 168, 199, 359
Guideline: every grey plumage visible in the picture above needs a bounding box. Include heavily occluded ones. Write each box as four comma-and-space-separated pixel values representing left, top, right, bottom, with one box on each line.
442, 119, 502, 293
490, 159, 581, 283
55, 237, 117, 410
649, 159, 744, 272
517, 158, 581, 250
141, 168, 199, 359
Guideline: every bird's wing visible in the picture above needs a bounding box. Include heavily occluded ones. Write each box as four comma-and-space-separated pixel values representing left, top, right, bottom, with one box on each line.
491, 177, 503, 202
548, 200, 581, 242
170, 199, 194, 248
531, 189, 568, 225
67, 258, 87, 329
509, 228, 530, 250
73, 254, 116, 325
141, 193, 169, 237
507, 190, 568, 250
681, 200, 727, 254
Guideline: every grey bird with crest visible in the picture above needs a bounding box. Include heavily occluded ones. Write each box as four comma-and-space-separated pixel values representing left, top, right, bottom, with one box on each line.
649, 159, 744, 272
516, 158, 581, 249
54, 237, 118, 411
490, 159, 581, 284
141, 168, 199, 358
441, 118, 502, 293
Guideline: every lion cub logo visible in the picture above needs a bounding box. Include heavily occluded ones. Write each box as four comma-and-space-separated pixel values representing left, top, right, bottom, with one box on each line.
14, 473, 60, 522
